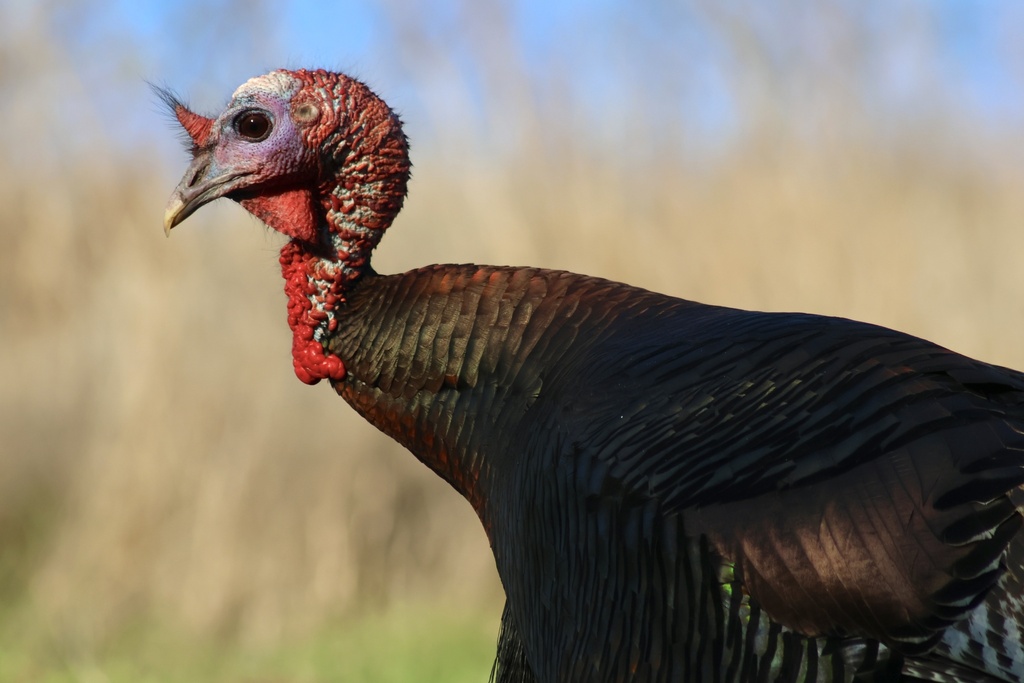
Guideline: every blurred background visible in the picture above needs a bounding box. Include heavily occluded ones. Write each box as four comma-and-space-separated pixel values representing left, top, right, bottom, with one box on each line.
3, 0, 1024, 680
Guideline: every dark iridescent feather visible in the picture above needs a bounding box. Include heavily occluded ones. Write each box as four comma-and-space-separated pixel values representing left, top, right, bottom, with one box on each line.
324, 265, 1024, 681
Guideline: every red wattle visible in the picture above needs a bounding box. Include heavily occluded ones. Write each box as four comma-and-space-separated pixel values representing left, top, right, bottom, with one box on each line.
240, 188, 318, 242
292, 335, 346, 385
280, 242, 348, 385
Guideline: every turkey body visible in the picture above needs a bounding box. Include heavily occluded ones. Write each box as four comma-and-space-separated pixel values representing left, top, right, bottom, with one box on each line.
327, 264, 1024, 683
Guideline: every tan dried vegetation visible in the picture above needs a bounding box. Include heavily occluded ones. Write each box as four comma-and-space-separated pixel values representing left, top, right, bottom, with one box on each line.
2, 0, 1023, 660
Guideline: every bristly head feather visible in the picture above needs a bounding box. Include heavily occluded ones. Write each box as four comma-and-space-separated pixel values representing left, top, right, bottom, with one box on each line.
150, 82, 214, 151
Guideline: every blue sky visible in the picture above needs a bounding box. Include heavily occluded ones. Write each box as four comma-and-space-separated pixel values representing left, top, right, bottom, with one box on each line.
7, 1, 1023, 165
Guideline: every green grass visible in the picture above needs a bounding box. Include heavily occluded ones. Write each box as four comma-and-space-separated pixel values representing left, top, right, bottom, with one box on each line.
0, 606, 498, 683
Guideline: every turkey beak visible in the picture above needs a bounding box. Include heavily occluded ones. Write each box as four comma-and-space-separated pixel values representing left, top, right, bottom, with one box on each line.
164, 150, 252, 236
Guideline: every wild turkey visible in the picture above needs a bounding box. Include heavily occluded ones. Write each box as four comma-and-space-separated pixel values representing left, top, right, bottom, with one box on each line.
162, 69, 1024, 682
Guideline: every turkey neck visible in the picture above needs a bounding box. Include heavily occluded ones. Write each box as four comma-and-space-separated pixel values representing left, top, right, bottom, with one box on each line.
276, 72, 410, 386
325, 264, 599, 522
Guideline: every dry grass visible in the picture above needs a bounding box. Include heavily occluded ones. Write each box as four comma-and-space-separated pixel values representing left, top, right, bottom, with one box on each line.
6, 124, 1024, 653
3, 0, 1024, 669
1, 165, 503, 645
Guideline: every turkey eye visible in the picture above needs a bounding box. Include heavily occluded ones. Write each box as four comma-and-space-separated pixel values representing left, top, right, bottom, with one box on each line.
235, 111, 271, 141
